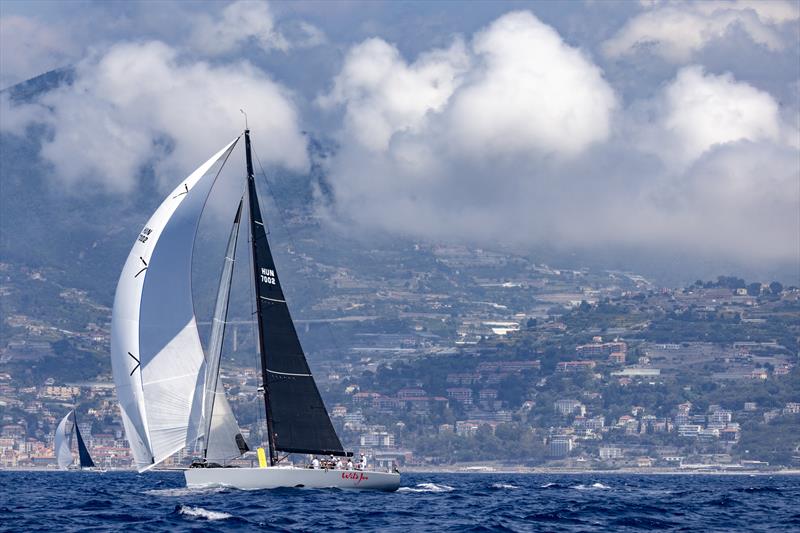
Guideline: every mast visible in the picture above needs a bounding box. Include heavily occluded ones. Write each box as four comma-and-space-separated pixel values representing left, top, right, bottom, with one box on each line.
245, 129, 277, 465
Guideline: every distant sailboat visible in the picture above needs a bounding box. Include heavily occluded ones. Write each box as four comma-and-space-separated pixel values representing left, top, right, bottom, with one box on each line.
110, 128, 399, 491
54, 410, 95, 470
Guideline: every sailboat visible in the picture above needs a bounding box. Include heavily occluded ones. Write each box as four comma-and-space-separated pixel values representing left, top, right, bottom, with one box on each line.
54, 410, 96, 470
110, 128, 399, 491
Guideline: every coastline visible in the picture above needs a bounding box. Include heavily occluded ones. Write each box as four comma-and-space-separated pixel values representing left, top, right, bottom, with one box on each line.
399, 466, 800, 476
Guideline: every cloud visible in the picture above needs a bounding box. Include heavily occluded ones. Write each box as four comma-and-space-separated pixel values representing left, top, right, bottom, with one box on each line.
316, 11, 619, 242
2, 41, 308, 193
603, 0, 800, 63
0, 15, 80, 88
189, 0, 325, 56
449, 11, 617, 157
674, 141, 799, 260
318, 37, 471, 151
634, 65, 786, 166
318, 11, 799, 266
0, 1, 327, 89
1, 3, 797, 273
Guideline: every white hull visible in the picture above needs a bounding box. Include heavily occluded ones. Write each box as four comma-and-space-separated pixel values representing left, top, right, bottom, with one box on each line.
184, 466, 400, 491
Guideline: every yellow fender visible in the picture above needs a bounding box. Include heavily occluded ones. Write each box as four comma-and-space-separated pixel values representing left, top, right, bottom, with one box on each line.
257, 447, 268, 468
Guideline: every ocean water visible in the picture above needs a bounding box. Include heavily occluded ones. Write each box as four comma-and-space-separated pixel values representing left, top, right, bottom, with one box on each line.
1, 471, 798, 532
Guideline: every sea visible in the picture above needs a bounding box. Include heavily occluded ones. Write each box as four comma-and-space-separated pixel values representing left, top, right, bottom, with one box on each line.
1, 471, 798, 532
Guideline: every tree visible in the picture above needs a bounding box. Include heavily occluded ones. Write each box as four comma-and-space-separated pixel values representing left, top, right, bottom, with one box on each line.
718, 276, 746, 289
746, 282, 762, 296
769, 281, 783, 295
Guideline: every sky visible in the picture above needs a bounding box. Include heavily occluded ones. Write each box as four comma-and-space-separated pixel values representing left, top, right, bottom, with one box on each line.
1, 0, 798, 279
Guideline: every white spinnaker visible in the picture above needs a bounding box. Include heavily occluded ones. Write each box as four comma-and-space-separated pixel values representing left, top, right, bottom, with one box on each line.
111, 137, 239, 471
55, 411, 74, 470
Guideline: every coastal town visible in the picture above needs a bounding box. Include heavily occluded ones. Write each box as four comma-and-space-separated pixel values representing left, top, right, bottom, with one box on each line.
1, 235, 798, 473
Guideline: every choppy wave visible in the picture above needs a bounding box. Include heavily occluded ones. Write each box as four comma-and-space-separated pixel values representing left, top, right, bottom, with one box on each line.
540, 482, 564, 489
490, 483, 519, 489
574, 482, 611, 490
1, 471, 798, 532
735, 486, 782, 494
176, 505, 233, 521
397, 482, 455, 493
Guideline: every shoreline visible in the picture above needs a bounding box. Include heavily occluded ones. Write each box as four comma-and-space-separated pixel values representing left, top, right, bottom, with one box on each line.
400, 466, 800, 476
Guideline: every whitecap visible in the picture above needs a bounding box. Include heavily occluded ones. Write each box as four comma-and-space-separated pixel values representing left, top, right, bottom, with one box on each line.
178, 505, 233, 521
491, 483, 519, 489
574, 482, 611, 490
398, 483, 455, 493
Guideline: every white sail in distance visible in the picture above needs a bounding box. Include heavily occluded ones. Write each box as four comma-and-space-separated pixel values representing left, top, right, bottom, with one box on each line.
54, 411, 74, 470
111, 137, 240, 471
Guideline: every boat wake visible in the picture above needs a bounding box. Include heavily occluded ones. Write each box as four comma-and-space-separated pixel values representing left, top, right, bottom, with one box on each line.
398, 483, 455, 493
144, 486, 229, 497
176, 505, 233, 521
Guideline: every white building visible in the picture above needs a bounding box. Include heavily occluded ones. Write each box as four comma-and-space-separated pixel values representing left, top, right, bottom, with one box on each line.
599, 446, 623, 460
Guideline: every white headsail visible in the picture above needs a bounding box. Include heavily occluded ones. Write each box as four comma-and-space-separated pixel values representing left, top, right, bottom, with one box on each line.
54, 411, 74, 470
111, 137, 239, 471
201, 200, 248, 463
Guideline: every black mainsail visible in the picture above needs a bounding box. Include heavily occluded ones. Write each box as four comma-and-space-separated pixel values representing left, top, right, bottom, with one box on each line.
73, 414, 95, 468
244, 130, 346, 463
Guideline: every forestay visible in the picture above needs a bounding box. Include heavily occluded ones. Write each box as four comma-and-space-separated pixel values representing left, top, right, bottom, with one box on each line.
110, 137, 241, 471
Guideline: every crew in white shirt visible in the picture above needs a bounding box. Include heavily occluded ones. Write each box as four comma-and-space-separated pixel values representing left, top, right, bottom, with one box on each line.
311, 456, 320, 469
359, 453, 367, 470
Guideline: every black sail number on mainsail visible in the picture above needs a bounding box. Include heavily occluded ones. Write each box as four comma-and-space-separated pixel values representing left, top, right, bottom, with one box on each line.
245, 132, 345, 458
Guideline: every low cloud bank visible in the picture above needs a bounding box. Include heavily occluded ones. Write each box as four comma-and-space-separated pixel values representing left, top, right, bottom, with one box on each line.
0, 5, 797, 272
318, 11, 799, 265
1, 41, 308, 193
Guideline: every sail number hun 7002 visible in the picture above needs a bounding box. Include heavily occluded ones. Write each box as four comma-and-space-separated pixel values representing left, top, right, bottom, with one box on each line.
260, 268, 276, 285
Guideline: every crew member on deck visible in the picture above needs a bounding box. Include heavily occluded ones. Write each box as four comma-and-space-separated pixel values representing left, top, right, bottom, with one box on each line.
360, 453, 367, 470
346, 458, 353, 470
311, 456, 320, 469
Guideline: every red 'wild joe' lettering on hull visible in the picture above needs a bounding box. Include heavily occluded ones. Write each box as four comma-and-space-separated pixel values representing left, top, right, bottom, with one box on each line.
341, 472, 369, 485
